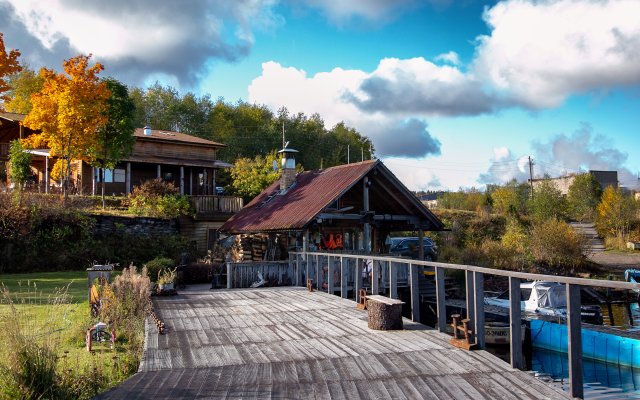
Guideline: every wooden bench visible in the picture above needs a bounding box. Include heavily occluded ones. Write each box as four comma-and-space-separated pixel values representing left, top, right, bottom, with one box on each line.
366, 295, 405, 330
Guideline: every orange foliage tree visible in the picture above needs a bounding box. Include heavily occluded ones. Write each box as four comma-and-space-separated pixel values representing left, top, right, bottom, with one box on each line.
23, 54, 110, 198
0, 32, 22, 106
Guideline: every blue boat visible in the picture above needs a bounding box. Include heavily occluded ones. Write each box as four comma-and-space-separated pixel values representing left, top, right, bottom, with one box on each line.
530, 319, 640, 368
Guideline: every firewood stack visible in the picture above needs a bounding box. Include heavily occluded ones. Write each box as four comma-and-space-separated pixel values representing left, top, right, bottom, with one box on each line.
229, 234, 270, 262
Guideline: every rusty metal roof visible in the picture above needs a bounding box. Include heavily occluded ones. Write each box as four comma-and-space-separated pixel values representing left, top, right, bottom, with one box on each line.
134, 128, 225, 147
220, 159, 444, 233
221, 160, 377, 232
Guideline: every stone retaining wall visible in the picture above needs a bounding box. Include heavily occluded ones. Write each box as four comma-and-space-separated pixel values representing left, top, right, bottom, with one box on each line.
92, 215, 178, 237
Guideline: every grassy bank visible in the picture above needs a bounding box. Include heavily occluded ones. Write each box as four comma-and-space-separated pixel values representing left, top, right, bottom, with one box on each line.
0, 270, 144, 399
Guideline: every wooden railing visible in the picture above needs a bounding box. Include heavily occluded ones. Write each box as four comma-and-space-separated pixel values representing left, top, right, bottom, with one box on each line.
190, 195, 243, 214
285, 251, 640, 400
226, 261, 292, 288
0, 143, 9, 159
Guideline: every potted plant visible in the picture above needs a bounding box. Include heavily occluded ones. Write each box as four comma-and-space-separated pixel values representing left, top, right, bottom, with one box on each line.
157, 267, 177, 291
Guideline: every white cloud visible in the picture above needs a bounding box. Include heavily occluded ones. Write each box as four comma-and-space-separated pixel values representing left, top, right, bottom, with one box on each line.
475, 0, 640, 109
434, 51, 460, 66
249, 61, 443, 158
293, 0, 418, 24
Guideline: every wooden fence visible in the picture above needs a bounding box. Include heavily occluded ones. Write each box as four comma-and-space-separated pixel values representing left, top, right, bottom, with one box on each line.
225, 261, 292, 288
190, 195, 243, 214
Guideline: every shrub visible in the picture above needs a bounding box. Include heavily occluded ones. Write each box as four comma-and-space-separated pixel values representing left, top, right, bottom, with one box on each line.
128, 179, 193, 218
99, 265, 150, 355
144, 257, 175, 282
530, 218, 584, 273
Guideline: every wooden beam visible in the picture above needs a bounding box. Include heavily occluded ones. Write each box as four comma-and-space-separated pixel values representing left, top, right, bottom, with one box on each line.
474, 271, 485, 349
410, 263, 420, 323
340, 256, 347, 298
435, 266, 447, 332
567, 283, 584, 399
510, 277, 524, 369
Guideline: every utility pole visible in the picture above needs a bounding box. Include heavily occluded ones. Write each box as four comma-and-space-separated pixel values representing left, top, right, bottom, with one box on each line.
361, 147, 364, 162
282, 122, 285, 149
347, 145, 350, 164
528, 156, 535, 200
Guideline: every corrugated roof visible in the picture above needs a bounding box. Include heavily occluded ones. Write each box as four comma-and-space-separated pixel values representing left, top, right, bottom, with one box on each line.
134, 128, 225, 147
220, 160, 377, 232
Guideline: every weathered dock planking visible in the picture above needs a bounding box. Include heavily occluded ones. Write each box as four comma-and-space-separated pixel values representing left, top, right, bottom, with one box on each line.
98, 286, 568, 399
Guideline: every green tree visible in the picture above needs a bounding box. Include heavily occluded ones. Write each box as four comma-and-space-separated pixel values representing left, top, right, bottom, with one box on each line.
596, 186, 636, 241
3, 65, 43, 114
491, 180, 529, 216
529, 179, 567, 221
89, 78, 136, 208
8, 139, 31, 190
567, 173, 602, 221
229, 151, 280, 201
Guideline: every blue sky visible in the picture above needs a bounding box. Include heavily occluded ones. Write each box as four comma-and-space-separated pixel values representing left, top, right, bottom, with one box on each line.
2, 0, 639, 190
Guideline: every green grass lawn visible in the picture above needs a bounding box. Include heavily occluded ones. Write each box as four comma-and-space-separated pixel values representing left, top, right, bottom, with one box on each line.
0, 270, 89, 303
0, 270, 140, 398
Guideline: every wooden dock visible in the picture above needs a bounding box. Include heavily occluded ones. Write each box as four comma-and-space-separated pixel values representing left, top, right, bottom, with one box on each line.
98, 286, 568, 399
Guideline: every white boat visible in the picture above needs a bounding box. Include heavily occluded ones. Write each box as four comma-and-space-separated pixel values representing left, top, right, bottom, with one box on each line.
484, 281, 603, 325
484, 321, 526, 345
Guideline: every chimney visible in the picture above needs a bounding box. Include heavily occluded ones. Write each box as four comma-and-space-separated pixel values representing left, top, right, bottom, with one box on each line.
143, 125, 152, 136
278, 145, 298, 192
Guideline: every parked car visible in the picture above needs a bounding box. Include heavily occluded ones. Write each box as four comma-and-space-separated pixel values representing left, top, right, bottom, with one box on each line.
389, 237, 438, 261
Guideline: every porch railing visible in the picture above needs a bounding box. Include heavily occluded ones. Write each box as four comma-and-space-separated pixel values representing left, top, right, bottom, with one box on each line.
278, 250, 640, 400
190, 195, 243, 214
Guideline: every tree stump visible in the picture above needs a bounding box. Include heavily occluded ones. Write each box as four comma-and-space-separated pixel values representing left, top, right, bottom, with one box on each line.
366, 295, 405, 330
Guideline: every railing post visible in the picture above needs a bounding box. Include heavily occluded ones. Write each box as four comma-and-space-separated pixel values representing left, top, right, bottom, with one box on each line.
567, 283, 584, 399
390, 262, 398, 299
315, 254, 321, 290
435, 266, 447, 332
410, 263, 420, 323
509, 277, 524, 370
474, 271, 485, 349
372, 259, 379, 295
327, 255, 334, 295
305, 254, 310, 287
295, 254, 301, 286
465, 270, 475, 342
355, 258, 362, 303
226, 262, 233, 289
340, 256, 347, 298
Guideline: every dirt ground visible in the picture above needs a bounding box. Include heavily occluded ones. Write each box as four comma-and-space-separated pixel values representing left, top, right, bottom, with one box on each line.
588, 250, 640, 277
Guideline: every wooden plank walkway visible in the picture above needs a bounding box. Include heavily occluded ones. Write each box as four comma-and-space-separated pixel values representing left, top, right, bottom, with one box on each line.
98, 286, 568, 399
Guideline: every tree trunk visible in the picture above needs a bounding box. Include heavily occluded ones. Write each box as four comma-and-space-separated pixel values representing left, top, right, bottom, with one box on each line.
101, 167, 106, 209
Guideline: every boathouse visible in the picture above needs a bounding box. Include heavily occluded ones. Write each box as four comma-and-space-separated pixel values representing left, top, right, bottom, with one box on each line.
219, 147, 444, 259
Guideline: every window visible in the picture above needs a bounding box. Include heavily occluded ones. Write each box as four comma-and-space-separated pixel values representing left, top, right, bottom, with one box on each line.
96, 168, 125, 183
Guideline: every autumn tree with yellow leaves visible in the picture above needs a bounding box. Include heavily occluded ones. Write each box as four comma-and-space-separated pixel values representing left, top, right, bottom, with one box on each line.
0, 32, 22, 107
23, 54, 111, 199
